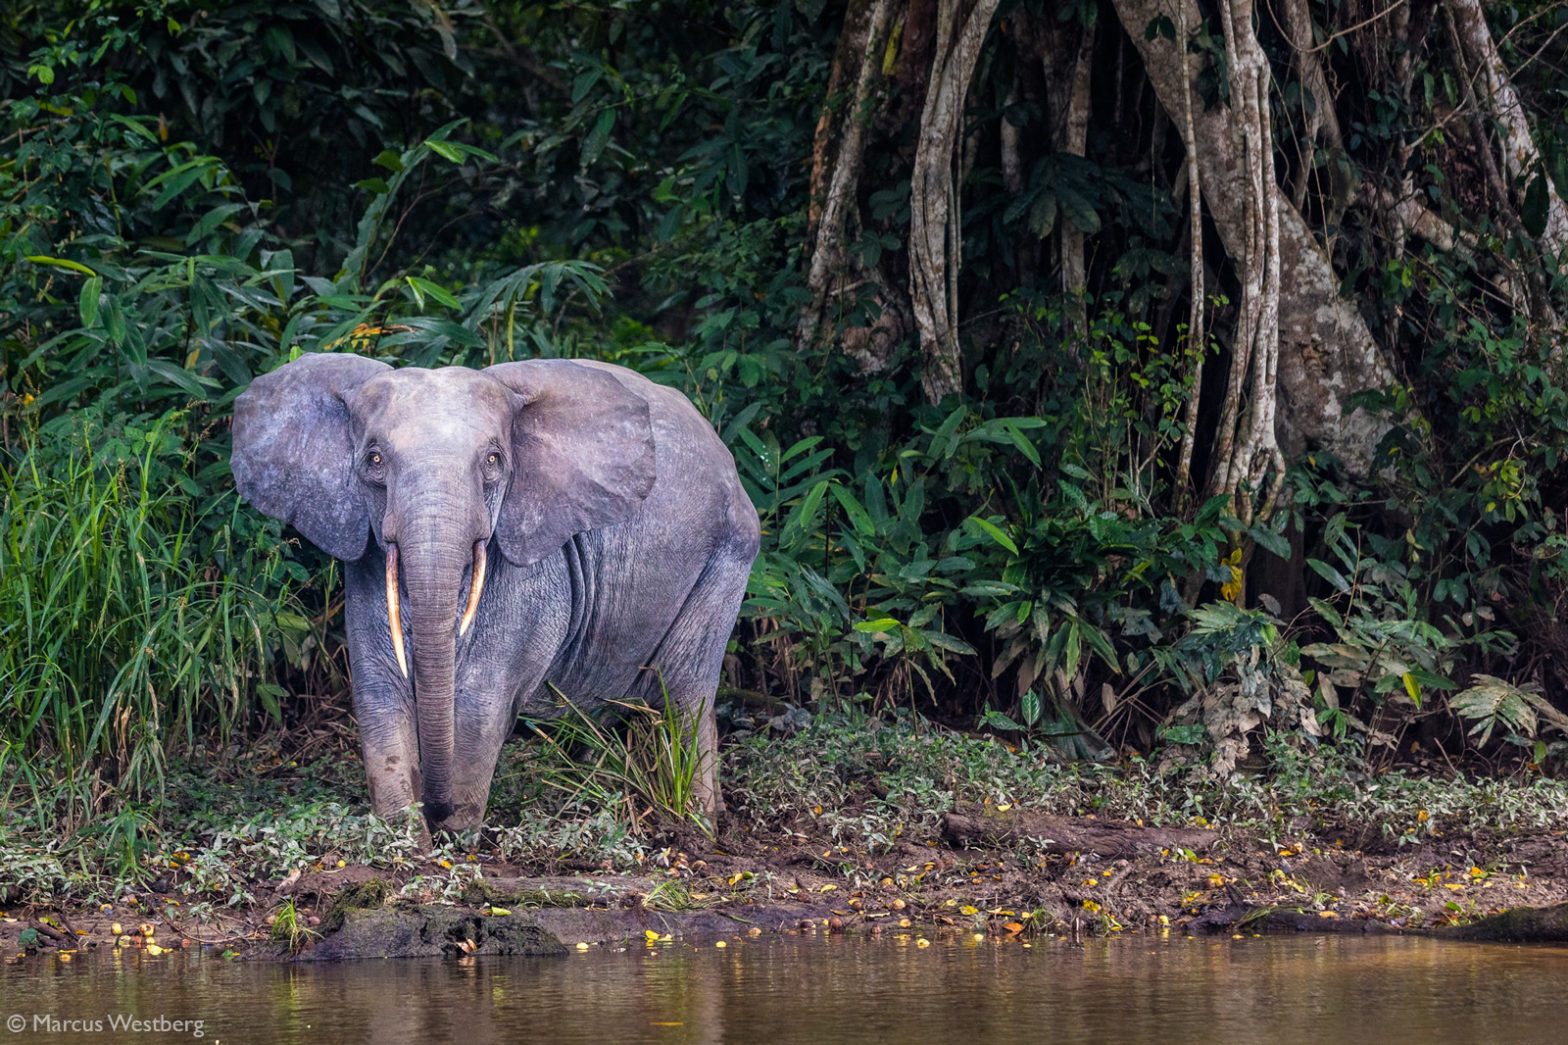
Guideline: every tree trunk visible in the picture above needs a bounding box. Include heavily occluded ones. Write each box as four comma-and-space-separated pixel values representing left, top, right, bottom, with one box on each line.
1059, 21, 1096, 335
1172, 2, 1204, 506
1110, 0, 1402, 478
1279, 0, 1354, 224
1201, 0, 1285, 527
797, 0, 896, 352
909, 0, 1000, 403
1447, 0, 1568, 258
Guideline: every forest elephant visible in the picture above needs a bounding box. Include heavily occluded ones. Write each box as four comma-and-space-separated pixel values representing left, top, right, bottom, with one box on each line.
230, 353, 759, 833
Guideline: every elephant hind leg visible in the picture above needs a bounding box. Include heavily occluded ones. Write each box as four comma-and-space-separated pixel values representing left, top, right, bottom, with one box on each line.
630, 545, 752, 821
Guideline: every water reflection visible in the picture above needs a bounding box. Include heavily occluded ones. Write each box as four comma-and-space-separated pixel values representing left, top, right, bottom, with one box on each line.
6, 934, 1568, 1044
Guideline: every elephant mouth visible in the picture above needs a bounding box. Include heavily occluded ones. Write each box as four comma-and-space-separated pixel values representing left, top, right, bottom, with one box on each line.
382, 539, 488, 679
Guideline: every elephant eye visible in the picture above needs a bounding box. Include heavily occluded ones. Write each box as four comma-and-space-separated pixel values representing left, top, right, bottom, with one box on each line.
486, 452, 500, 467
368, 452, 382, 466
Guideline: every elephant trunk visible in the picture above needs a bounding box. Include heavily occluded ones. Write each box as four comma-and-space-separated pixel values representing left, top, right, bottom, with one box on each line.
398, 534, 467, 828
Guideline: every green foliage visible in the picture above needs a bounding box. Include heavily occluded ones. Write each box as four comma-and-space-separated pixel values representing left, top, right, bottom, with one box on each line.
270, 896, 321, 955
0, 414, 298, 793
1450, 676, 1568, 748
522, 688, 714, 834
1158, 602, 1312, 777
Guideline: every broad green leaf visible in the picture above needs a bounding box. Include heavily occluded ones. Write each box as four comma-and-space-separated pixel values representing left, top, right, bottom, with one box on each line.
980, 709, 1027, 732
1306, 557, 1351, 593
967, 516, 1019, 555
581, 109, 615, 168
78, 277, 101, 328
828, 483, 875, 537
1248, 521, 1291, 559
404, 276, 461, 309
1020, 688, 1043, 728
925, 632, 977, 655
572, 68, 603, 104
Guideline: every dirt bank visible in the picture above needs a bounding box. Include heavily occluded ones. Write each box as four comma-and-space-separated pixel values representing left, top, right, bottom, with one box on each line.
7, 797, 1568, 963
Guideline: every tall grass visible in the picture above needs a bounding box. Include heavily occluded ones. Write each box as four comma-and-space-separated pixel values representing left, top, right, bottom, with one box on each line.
525, 686, 714, 834
0, 413, 302, 797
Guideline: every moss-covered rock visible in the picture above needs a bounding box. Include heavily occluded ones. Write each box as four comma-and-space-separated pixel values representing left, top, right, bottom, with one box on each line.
304, 907, 567, 961
1440, 903, 1568, 943
460, 878, 596, 908
320, 878, 393, 935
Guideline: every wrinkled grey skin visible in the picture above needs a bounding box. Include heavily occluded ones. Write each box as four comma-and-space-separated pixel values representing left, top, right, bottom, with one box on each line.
230, 354, 759, 833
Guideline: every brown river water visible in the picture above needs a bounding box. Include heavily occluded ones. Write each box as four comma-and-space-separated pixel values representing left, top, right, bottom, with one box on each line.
4, 934, 1567, 1044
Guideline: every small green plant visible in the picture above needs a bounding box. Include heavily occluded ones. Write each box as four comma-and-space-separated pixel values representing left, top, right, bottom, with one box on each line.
640, 878, 723, 912
1449, 675, 1568, 746
978, 687, 1110, 760
269, 897, 319, 955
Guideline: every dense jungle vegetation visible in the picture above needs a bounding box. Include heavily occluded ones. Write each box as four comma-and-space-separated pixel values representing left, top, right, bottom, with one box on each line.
5, 0, 1568, 841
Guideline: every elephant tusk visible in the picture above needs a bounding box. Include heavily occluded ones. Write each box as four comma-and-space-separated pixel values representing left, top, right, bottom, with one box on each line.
458, 540, 486, 637
385, 544, 408, 678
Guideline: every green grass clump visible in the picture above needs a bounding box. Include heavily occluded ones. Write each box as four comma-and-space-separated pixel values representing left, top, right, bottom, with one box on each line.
0, 414, 304, 799
517, 687, 714, 834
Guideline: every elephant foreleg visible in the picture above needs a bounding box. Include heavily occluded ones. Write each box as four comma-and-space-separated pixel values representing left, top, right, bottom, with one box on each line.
357, 698, 422, 821
446, 710, 515, 831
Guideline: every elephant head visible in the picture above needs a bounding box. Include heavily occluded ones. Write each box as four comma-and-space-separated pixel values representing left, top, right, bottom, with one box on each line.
231, 353, 655, 826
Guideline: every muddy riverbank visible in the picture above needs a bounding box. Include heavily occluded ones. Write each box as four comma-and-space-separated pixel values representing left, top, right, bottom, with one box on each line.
7, 799, 1568, 962
7, 713, 1568, 961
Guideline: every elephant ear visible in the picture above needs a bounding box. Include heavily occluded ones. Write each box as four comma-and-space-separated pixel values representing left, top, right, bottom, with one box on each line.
484, 359, 656, 567
231, 352, 392, 561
